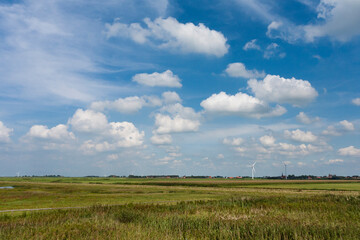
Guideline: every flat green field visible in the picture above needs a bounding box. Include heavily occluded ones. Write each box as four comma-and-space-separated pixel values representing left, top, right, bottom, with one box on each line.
0, 178, 359, 239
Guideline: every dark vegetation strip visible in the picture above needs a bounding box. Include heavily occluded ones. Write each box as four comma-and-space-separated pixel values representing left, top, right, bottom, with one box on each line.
0, 200, 196, 213
111, 180, 360, 190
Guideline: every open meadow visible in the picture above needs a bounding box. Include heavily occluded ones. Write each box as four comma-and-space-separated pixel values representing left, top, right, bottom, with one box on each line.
0, 178, 359, 239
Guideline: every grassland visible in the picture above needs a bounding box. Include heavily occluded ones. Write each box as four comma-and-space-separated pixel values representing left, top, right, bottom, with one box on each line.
0, 178, 359, 239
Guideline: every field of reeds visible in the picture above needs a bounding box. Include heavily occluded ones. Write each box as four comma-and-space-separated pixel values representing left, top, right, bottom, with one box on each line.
0, 178, 359, 239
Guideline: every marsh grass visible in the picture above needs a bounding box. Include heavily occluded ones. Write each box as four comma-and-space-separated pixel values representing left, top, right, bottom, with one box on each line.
1, 178, 359, 239
1, 194, 359, 239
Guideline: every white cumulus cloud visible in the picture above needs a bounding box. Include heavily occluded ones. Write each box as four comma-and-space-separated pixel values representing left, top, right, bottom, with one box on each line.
154, 114, 200, 134
225, 62, 265, 79
105, 17, 229, 57
277, 142, 331, 157
0, 121, 13, 143
284, 129, 317, 142
200, 91, 286, 118
69, 108, 144, 153
154, 103, 201, 134
161, 103, 201, 120
105, 22, 150, 44
338, 146, 360, 157
296, 112, 320, 124
322, 120, 355, 136
68, 109, 108, 133
90, 95, 161, 113
259, 135, 276, 146
297, 112, 311, 124
80, 121, 144, 153
234, 147, 246, 153
162, 91, 182, 104
26, 124, 75, 141
150, 134, 172, 145
108, 122, 144, 148
339, 120, 355, 131
132, 70, 182, 88
352, 98, 360, 106
322, 125, 341, 136
279, 143, 298, 151
223, 137, 244, 146
326, 159, 344, 164
248, 74, 318, 106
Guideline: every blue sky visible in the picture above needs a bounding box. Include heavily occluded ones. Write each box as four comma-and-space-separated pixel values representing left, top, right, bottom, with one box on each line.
0, 0, 359, 177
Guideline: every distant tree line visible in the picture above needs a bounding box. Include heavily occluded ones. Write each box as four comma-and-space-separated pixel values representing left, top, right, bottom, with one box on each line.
13, 174, 360, 179
264, 174, 360, 180
19, 175, 63, 177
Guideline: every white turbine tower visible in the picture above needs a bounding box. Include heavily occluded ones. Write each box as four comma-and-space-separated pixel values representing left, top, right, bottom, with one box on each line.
251, 162, 256, 180
283, 162, 287, 180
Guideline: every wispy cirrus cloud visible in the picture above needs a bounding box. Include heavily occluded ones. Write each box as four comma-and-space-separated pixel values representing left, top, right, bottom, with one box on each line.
243, 39, 261, 51
235, 0, 360, 43
0, 0, 170, 105
267, 0, 360, 43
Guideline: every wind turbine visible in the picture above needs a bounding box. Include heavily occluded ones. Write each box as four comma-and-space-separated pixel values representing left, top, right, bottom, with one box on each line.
250, 162, 256, 180
282, 162, 288, 180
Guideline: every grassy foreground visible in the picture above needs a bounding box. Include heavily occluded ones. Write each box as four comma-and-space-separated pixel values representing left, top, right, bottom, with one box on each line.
0, 178, 359, 239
